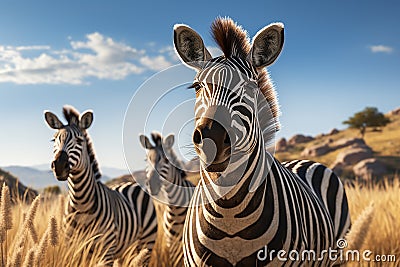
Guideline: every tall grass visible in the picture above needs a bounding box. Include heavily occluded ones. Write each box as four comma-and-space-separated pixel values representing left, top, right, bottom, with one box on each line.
0, 188, 149, 267
345, 178, 400, 266
1, 178, 399, 266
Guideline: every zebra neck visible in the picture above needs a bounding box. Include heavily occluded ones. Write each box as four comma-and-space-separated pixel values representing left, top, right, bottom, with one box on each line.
163, 167, 193, 209
67, 165, 98, 213
200, 137, 272, 217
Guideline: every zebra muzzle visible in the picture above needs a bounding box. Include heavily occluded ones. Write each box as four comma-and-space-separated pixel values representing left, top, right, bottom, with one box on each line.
193, 117, 232, 172
52, 151, 70, 181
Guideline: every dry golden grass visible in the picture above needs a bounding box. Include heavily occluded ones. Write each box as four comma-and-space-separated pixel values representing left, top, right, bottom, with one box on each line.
1, 190, 151, 267
1, 178, 399, 266
345, 178, 400, 266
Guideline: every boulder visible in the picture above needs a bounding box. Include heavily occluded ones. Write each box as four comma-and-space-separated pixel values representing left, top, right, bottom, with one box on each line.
329, 128, 340, 135
334, 146, 373, 166
301, 144, 331, 157
288, 134, 314, 146
353, 159, 387, 180
276, 138, 288, 152
331, 138, 365, 150
330, 161, 345, 177
388, 107, 400, 116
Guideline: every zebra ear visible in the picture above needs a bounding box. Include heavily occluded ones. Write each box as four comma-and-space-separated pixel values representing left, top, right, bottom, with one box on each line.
79, 110, 93, 130
163, 134, 175, 149
44, 111, 64, 129
139, 134, 153, 149
173, 24, 212, 71
248, 23, 284, 68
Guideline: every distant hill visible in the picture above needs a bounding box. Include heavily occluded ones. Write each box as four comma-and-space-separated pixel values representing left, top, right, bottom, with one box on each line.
0, 167, 38, 203
1, 165, 127, 189
2, 165, 61, 189
275, 108, 400, 179
32, 163, 127, 179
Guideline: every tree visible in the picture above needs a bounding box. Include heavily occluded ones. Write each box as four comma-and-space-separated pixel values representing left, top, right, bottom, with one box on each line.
343, 107, 390, 138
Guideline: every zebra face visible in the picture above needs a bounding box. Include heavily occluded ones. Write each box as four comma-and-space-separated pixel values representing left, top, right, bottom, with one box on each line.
174, 22, 284, 176
45, 109, 93, 181
140, 133, 175, 196
190, 59, 261, 173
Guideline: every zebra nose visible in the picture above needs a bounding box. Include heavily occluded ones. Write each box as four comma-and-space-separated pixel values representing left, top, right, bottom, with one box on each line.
52, 151, 69, 180
193, 121, 231, 146
193, 120, 231, 158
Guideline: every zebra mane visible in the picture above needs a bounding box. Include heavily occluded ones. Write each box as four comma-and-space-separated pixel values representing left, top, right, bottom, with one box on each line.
211, 17, 250, 60
63, 105, 80, 126
151, 132, 162, 147
211, 17, 280, 131
62, 105, 102, 180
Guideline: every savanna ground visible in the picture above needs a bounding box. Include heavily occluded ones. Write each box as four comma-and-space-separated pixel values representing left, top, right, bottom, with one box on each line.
0, 177, 399, 267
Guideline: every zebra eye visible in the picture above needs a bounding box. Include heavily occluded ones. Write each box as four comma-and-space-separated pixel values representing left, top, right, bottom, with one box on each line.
50, 138, 55, 143
189, 82, 202, 93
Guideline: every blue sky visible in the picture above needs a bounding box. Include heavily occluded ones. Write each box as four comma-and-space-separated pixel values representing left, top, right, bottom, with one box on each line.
0, 0, 399, 172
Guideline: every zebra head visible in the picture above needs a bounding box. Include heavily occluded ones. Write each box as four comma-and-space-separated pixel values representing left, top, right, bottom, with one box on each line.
174, 18, 283, 176
140, 132, 177, 196
44, 106, 94, 181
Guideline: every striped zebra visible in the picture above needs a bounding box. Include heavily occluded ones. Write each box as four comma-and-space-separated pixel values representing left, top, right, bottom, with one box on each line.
44, 105, 157, 266
139, 132, 195, 260
173, 18, 351, 266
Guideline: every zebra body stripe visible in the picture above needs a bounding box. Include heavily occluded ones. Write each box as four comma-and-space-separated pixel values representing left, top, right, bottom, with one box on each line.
46, 106, 157, 265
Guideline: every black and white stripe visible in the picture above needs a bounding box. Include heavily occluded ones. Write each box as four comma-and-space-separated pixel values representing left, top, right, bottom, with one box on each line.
173, 18, 351, 266
282, 159, 351, 241
45, 106, 157, 266
140, 132, 194, 251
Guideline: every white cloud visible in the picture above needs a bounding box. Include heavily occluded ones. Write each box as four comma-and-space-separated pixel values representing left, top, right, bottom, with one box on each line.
15, 45, 51, 51
369, 45, 394, 54
70, 32, 145, 64
0, 33, 176, 85
158, 45, 179, 62
140, 55, 172, 71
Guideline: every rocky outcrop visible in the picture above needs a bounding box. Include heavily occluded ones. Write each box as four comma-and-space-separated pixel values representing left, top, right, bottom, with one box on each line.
353, 159, 387, 180
330, 161, 346, 176
334, 145, 373, 166
301, 143, 331, 157
288, 134, 314, 146
276, 138, 288, 152
327, 137, 391, 180
388, 107, 400, 116
330, 141, 374, 177
331, 138, 366, 150
329, 128, 339, 135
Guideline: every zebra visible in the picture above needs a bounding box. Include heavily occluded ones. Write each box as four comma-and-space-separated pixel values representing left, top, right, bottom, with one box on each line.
44, 105, 158, 266
173, 17, 351, 266
139, 132, 195, 262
